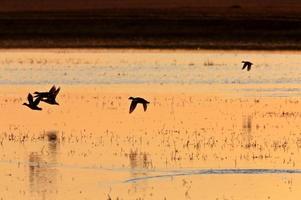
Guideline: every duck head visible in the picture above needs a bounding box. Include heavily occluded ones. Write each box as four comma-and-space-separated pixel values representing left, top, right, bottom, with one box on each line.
128, 97, 134, 100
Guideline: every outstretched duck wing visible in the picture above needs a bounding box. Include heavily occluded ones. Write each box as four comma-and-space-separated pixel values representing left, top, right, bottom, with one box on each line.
27, 93, 34, 104
143, 103, 148, 111
49, 85, 56, 94
242, 63, 248, 70
33, 96, 42, 106
247, 64, 252, 71
129, 101, 137, 114
53, 87, 60, 98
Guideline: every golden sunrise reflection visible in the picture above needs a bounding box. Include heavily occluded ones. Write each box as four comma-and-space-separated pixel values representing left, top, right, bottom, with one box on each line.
1, 49, 301, 199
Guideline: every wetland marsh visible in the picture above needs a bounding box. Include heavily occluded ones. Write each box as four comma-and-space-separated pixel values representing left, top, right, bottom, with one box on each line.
1, 49, 301, 199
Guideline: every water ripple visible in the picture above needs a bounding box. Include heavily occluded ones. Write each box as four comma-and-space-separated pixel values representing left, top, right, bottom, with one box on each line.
124, 168, 301, 183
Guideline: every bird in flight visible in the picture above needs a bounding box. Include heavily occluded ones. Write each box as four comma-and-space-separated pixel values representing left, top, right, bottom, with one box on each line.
128, 97, 150, 114
34, 85, 60, 105
23, 93, 42, 110
34, 85, 56, 98
241, 61, 253, 71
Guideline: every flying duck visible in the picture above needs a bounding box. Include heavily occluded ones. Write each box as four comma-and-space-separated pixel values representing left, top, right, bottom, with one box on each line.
34, 85, 57, 98
242, 61, 253, 71
23, 93, 42, 110
128, 97, 150, 114
34, 85, 60, 105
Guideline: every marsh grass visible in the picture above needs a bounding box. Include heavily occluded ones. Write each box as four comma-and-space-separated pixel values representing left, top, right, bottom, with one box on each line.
1, 89, 301, 199
204, 60, 214, 66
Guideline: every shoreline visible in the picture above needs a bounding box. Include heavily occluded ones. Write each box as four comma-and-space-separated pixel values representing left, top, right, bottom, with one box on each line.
1, 39, 301, 50
0, 12, 300, 50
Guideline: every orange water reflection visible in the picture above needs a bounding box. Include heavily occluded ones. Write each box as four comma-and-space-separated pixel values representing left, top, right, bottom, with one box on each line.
0, 84, 301, 199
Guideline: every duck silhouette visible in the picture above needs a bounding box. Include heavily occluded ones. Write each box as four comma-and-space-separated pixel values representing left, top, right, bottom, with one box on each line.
128, 97, 150, 114
23, 93, 42, 110
34, 85, 60, 105
242, 61, 253, 71
34, 85, 57, 98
